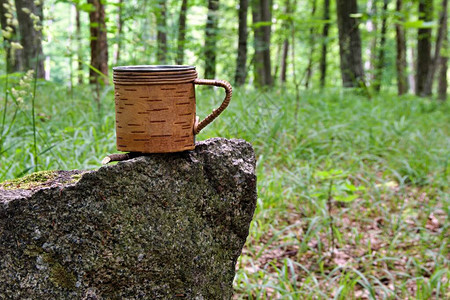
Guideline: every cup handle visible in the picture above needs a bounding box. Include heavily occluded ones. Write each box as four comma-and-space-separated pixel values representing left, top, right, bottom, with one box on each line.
193, 79, 232, 135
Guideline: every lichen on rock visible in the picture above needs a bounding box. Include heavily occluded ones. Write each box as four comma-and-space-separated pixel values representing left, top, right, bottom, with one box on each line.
0, 138, 257, 299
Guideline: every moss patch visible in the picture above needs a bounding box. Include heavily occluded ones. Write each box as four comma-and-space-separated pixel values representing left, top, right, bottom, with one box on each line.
70, 173, 83, 182
49, 263, 76, 289
0, 171, 57, 190
0, 170, 87, 191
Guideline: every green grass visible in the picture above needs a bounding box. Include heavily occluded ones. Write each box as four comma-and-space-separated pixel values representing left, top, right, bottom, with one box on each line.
0, 80, 449, 299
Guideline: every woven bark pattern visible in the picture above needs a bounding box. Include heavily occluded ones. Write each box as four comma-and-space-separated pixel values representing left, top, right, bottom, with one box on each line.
114, 83, 196, 153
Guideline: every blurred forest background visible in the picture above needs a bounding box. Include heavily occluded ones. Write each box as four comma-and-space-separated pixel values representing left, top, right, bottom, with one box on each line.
0, 0, 449, 298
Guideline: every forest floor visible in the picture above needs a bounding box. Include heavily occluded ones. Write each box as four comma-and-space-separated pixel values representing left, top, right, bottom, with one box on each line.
0, 81, 448, 299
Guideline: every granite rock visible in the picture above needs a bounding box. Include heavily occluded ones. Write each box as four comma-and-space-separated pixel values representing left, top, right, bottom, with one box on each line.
0, 138, 257, 299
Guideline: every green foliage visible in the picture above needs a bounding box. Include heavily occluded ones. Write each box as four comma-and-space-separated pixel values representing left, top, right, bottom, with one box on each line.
1, 81, 448, 297
0, 0, 448, 297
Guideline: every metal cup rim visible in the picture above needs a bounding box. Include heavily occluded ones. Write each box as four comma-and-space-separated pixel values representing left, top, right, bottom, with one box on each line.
113, 65, 196, 72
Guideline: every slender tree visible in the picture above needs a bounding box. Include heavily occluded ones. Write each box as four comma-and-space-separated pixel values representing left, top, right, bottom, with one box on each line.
408, 46, 416, 92
75, 3, 83, 84
252, 0, 272, 87
280, 0, 290, 83
438, 10, 448, 101
87, 0, 108, 84
261, 0, 272, 86
156, 0, 167, 64
235, 0, 248, 86
15, 0, 44, 77
252, 0, 263, 85
0, 0, 22, 72
114, 0, 123, 65
366, 0, 378, 81
319, 0, 330, 88
395, 0, 408, 95
304, 0, 317, 89
176, 0, 188, 65
336, 0, 365, 87
416, 0, 433, 96
423, 0, 448, 95
373, 0, 389, 92
204, 0, 219, 78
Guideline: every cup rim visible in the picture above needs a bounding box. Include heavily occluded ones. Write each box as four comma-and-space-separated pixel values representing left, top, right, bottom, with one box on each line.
113, 65, 196, 72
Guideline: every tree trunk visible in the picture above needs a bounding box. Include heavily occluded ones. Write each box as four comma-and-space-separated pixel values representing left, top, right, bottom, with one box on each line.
234, 0, 248, 86
252, 0, 263, 86
176, 0, 188, 65
156, 0, 167, 64
280, 0, 291, 84
204, 0, 219, 78
14, 0, 44, 77
88, 0, 108, 85
75, 4, 83, 84
319, 0, 330, 88
336, 0, 365, 87
115, 0, 123, 65
416, 0, 433, 96
0, 0, 22, 72
261, 0, 272, 86
438, 11, 448, 101
280, 39, 289, 83
304, 0, 317, 89
395, 0, 408, 95
423, 0, 448, 96
366, 0, 377, 82
252, 0, 272, 87
408, 46, 416, 93
373, 0, 388, 92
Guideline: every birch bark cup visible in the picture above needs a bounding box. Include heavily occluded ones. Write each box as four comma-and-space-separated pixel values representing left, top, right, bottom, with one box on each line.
113, 65, 232, 153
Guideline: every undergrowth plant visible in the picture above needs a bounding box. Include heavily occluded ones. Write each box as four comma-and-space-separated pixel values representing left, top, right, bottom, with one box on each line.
0, 83, 448, 298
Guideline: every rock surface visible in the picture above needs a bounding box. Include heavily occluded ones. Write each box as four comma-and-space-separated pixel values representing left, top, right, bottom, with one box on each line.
0, 138, 257, 299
